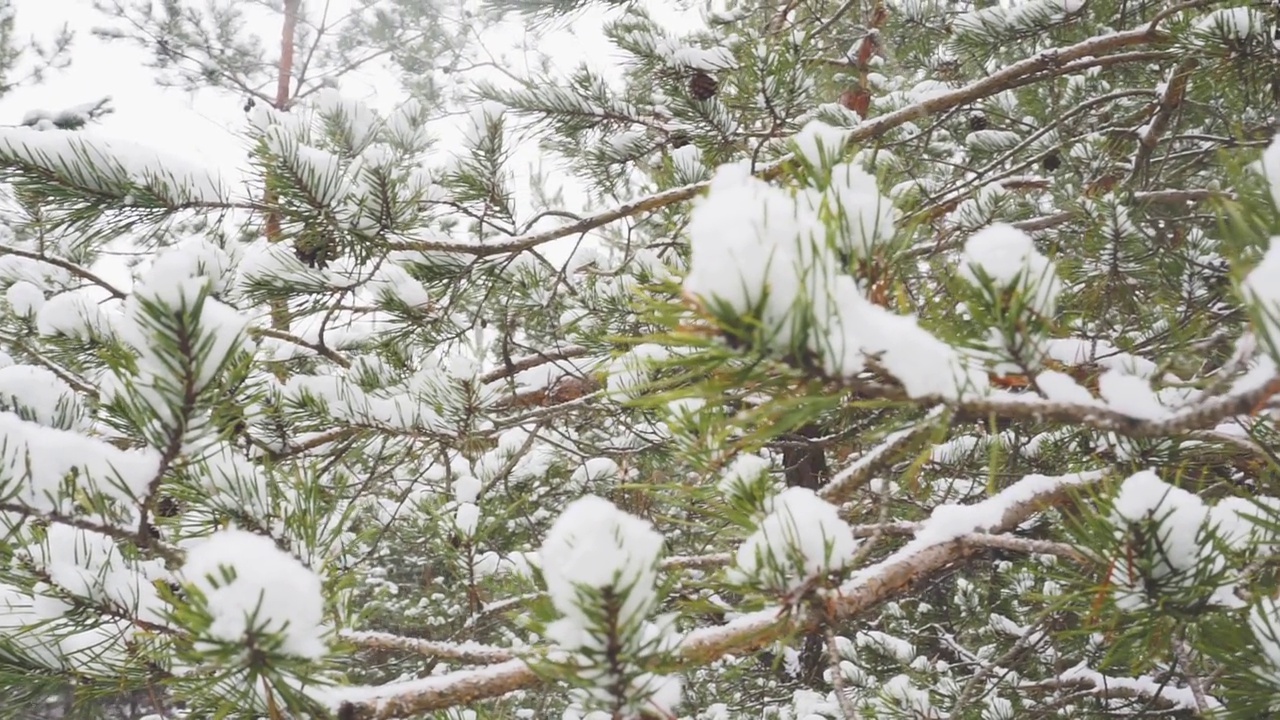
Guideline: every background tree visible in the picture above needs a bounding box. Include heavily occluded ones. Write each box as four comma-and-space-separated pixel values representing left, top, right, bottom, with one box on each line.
3, 0, 1280, 719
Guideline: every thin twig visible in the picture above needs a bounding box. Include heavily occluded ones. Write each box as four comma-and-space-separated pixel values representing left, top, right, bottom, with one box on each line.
0, 246, 128, 299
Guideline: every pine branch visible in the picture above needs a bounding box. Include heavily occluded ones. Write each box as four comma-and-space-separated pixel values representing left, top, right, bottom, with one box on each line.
340, 630, 515, 664
392, 24, 1177, 262
1129, 57, 1198, 186
250, 326, 352, 368
819, 406, 947, 504
0, 245, 128, 299
0, 502, 182, 565
329, 469, 1108, 718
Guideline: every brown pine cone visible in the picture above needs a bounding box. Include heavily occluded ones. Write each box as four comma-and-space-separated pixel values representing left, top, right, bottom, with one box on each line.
689, 71, 719, 101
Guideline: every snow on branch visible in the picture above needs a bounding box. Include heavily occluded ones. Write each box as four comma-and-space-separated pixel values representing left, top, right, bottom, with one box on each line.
1021, 663, 1221, 712
0, 128, 230, 212
330, 469, 1106, 717
339, 630, 515, 664
937, 373, 1280, 439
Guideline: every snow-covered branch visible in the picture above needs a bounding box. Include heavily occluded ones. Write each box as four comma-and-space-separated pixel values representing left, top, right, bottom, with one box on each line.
331, 469, 1107, 717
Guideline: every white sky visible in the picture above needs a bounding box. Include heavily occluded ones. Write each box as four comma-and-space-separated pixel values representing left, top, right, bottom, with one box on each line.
9, 0, 246, 173
6, 0, 647, 175
8, 0, 702, 288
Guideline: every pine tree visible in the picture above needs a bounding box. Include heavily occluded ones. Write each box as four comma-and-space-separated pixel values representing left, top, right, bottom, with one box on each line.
6, 0, 1280, 718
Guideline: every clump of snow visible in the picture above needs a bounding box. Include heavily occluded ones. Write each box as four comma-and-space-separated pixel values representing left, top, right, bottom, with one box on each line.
966, 129, 1022, 152
1096, 369, 1167, 419
1194, 7, 1266, 39
732, 487, 858, 592
606, 344, 670, 399
0, 365, 85, 430
36, 290, 116, 340
155, 237, 237, 295
1108, 470, 1241, 610
612, 24, 736, 71
371, 263, 432, 310
265, 129, 349, 208
1044, 337, 1160, 379
570, 458, 620, 489
537, 497, 678, 714
455, 503, 480, 538
855, 629, 915, 663
604, 130, 647, 160
911, 470, 1105, 546
671, 144, 705, 182
539, 499, 667, 652
684, 159, 978, 399
475, 550, 538, 579
960, 223, 1062, 316
539, 496, 664, 630
826, 283, 987, 398
0, 580, 138, 674
826, 162, 896, 259
21, 98, 112, 131
1035, 370, 1098, 405
112, 256, 248, 416
5, 280, 44, 316
0, 411, 158, 511
0, 249, 61, 288
181, 530, 327, 659
454, 476, 482, 504
790, 121, 851, 169
28, 525, 167, 626
1243, 237, 1280, 350
281, 373, 447, 434
313, 89, 380, 151
235, 240, 334, 294
0, 128, 225, 204
717, 454, 773, 501
954, 0, 1081, 38
684, 162, 826, 344
878, 673, 934, 716
1210, 496, 1280, 552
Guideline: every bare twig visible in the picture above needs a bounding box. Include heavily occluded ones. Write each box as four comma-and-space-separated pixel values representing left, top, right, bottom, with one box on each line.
1173, 636, 1211, 715
825, 624, 861, 718
820, 406, 947, 504
479, 345, 590, 385
0, 246, 128, 299
0, 502, 182, 565
251, 326, 352, 368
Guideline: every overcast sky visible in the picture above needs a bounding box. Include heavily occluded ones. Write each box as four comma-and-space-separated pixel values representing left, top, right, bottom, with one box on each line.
5, 0, 656, 174
9, 0, 246, 173
7, 0, 702, 287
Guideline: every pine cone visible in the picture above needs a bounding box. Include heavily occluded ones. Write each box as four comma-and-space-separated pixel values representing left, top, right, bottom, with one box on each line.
295, 232, 337, 269
670, 130, 692, 149
1042, 151, 1062, 171
688, 71, 718, 101
968, 113, 989, 131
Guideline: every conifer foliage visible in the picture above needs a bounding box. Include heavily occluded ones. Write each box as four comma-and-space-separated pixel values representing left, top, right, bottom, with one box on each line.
8, 0, 1280, 718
